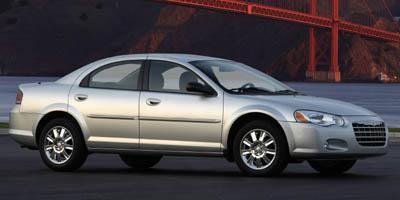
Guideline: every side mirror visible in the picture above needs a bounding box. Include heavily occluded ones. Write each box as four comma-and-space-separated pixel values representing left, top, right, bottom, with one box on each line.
186, 82, 215, 96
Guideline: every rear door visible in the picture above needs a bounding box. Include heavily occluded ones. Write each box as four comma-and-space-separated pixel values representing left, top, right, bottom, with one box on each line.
69, 60, 144, 149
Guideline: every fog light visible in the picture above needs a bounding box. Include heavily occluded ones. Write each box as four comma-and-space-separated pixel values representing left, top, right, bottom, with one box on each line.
324, 139, 348, 151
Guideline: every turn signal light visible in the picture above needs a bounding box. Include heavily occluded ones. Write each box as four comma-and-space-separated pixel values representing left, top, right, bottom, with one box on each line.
16, 90, 23, 104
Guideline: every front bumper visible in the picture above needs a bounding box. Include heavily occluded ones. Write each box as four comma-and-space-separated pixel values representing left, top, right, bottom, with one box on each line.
281, 116, 388, 159
8, 105, 40, 149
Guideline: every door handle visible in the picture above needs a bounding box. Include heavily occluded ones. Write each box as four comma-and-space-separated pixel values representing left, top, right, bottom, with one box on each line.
74, 94, 88, 102
146, 98, 161, 106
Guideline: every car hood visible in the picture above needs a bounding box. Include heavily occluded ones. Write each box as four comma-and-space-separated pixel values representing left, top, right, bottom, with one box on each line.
249, 95, 376, 116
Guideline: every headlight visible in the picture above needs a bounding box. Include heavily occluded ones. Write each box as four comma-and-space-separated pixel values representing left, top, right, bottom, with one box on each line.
294, 110, 345, 127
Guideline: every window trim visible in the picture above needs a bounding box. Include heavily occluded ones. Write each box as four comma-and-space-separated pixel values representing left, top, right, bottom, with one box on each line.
79, 60, 145, 91
143, 60, 217, 96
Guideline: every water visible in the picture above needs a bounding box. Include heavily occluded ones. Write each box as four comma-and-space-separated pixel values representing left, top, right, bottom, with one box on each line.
287, 82, 400, 128
0, 76, 399, 127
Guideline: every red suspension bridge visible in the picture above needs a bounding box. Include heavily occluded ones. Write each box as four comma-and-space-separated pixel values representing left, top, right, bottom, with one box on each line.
154, 0, 400, 82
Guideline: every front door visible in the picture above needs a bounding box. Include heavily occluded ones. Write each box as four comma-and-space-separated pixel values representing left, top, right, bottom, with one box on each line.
139, 60, 223, 152
69, 60, 143, 149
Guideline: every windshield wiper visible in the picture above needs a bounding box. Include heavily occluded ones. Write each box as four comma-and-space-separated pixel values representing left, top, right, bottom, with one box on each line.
273, 89, 300, 95
229, 87, 274, 94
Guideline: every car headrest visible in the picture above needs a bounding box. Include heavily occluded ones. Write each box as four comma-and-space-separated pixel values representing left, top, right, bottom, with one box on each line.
179, 71, 198, 91
151, 73, 164, 91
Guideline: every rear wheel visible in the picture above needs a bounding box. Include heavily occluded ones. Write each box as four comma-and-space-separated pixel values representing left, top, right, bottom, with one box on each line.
233, 120, 289, 176
120, 155, 162, 170
308, 160, 357, 174
38, 118, 87, 171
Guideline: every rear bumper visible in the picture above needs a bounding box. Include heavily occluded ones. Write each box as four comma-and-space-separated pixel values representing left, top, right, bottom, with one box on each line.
9, 105, 40, 149
281, 116, 389, 159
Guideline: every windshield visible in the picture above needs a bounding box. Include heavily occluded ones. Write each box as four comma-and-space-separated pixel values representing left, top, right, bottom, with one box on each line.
190, 60, 297, 95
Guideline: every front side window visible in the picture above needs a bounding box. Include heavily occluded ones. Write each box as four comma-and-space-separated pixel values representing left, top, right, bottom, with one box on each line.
190, 60, 297, 95
148, 61, 205, 94
88, 61, 142, 90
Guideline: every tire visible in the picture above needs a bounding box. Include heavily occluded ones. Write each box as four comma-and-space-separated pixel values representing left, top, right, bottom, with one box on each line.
120, 155, 162, 170
308, 160, 357, 175
38, 118, 87, 171
233, 120, 289, 176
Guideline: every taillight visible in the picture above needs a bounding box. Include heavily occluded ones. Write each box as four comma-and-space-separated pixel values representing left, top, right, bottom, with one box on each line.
16, 90, 23, 104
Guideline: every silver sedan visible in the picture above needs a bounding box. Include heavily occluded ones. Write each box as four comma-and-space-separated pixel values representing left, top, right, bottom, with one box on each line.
9, 54, 388, 176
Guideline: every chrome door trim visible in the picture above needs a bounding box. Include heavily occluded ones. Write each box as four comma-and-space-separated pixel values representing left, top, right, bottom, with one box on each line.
139, 116, 221, 123
88, 136, 139, 144
88, 147, 224, 157
140, 139, 221, 148
87, 114, 137, 120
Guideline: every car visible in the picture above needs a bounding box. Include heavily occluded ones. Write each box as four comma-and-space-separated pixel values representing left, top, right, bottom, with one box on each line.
9, 54, 388, 176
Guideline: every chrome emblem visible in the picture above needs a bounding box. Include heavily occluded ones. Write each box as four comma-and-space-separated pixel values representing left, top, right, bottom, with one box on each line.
357, 121, 383, 126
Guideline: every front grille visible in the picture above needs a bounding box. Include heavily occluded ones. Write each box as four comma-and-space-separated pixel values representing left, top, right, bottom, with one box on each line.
352, 122, 386, 147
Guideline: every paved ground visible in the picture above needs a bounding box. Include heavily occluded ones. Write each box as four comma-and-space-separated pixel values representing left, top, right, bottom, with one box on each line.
1, 135, 400, 200
0, 129, 7, 135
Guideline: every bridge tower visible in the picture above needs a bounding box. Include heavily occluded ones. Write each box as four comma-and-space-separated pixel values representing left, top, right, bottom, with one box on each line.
306, 0, 341, 82
158, 0, 400, 82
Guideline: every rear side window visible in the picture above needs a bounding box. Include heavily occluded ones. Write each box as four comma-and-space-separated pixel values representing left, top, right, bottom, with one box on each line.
83, 61, 143, 90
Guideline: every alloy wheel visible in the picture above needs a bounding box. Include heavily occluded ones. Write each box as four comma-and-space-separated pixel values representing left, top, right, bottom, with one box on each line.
43, 126, 74, 165
240, 129, 277, 170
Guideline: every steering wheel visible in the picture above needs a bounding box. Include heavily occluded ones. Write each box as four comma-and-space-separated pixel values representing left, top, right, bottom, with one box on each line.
241, 83, 255, 89
235, 83, 255, 92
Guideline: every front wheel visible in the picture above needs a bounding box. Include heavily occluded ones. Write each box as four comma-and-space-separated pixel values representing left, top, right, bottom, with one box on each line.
120, 155, 162, 170
308, 160, 357, 174
233, 120, 289, 176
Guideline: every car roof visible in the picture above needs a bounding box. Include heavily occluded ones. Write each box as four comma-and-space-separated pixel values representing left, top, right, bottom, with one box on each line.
129, 53, 225, 62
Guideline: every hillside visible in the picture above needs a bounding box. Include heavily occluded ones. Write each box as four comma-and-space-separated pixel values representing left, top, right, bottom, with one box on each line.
0, 0, 400, 81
